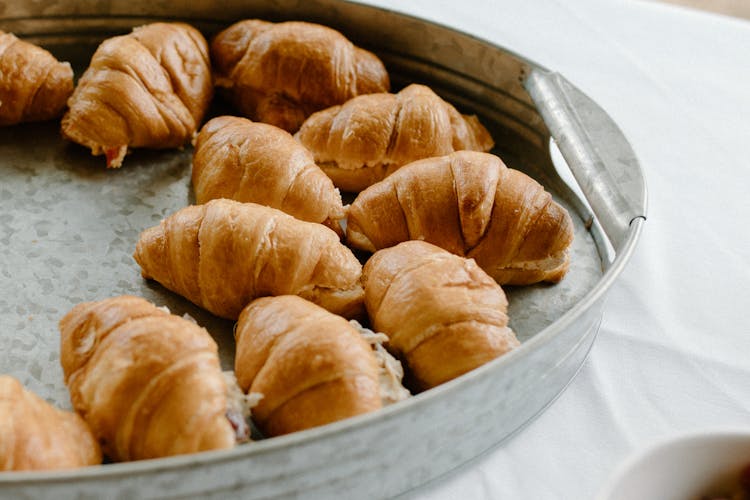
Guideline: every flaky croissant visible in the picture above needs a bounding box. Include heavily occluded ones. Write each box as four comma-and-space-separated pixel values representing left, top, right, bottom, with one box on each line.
0, 375, 101, 471
0, 31, 74, 126
211, 20, 389, 133
363, 241, 520, 390
192, 116, 345, 231
134, 199, 364, 320
295, 84, 494, 192
347, 151, 574, 285
235, 295, 396, 436
59, 295, 244, 462
61, 23, 212, 168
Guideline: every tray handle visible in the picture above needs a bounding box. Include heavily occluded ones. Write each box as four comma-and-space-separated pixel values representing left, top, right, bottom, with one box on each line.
525, 69, 647, 250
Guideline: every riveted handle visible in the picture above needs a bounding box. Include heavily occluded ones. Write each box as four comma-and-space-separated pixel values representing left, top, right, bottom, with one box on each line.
525, 69, 647, 250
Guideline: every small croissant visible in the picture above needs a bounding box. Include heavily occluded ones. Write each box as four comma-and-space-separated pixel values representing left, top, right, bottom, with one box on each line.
192, 116, 345, 232
295, 84, 494, 192
61, 23, 212, 167
235, 295, 390, 436
362, 241, 520, 390
211, 20, 389, 133
0, 375, 101, 471
347, 151, 574, 285
0, 31, 74, 126
134, 199, 364, 320
59, 296, 244, 462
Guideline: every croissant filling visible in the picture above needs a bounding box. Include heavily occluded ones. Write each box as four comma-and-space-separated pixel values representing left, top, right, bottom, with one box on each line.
318, 160, 398, 173
223, 371, 260, 443
351, 320, 411, 405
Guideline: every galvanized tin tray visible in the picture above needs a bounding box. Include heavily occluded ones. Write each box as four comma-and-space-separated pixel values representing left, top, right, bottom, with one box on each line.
0, 1, 646, 498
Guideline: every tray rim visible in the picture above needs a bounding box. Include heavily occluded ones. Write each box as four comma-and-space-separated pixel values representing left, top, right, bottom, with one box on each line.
0, 0, 647, 487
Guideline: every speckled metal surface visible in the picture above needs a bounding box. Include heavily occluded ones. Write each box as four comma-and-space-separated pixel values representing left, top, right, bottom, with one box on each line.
0, 124, 238, 404
0, 1, 644, 498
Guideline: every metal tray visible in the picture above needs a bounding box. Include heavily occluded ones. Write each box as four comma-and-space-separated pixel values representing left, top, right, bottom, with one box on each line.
0, 1, 647, 498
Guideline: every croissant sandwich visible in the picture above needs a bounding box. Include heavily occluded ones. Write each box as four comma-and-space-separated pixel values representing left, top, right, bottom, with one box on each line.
134, 199, 364, 320
0, 375, 101, 471
348, 151, 574, 285
192, 116, 345, 232
0, 31, 74, 126
211, 20, 389, 133
61, 23, 212, 168
295, 84, 494, 192
235, 295, 408, 437
362, 241, 520, 390
59, 295, 249, 462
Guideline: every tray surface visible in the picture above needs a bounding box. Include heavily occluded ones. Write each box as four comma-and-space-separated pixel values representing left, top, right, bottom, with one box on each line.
0, 83, 601, 408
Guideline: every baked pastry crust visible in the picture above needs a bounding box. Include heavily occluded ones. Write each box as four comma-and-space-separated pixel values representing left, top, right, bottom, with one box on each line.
133, 199, 364, 320
59, 295, 236, 461
362, 241, 519, 390
0, 31, 74, 126
211, 19, 389, 132
61, 22, 212, 167
235, 295, 382, 436
295, 84, 494, 191
0, 375, 101, 471
192, 115, 345, 232
347, 151, 574, 285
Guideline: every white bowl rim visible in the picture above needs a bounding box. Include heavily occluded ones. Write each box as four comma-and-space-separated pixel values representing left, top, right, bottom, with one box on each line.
596, 427, 750, 500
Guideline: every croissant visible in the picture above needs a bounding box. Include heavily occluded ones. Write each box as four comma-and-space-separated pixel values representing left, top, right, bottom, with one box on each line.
362, 241, 520, 390
0, 375, 101, 471
0, 31, 74, 126
235, 295, 404, 436
295, 84, 494, 192
211, 20, 389, 133
347, 151, 574, 285
134, 199, 364, 320
61, 22, 212, 168
192, 115, 345, 232
59, 295, 247, 462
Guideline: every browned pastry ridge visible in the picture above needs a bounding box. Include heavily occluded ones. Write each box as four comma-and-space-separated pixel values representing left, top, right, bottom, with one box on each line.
295, 84, 494, 192
0, 31, 74, 126
192, 115, 345, 232
211, 19, 389, 133
61, 22, 212, 168
362, 241, 520, 390
235, 295, 383, 436
59, 295, 241, 462
347, 151, 574, 285
133, 199, 364, 320
0, 375, 101, 471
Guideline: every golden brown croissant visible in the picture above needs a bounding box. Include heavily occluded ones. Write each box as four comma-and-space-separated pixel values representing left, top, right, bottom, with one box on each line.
362, 241, 520, 390
211, 20, 389, 133
59, 295, 245, 462
61, 23, 212, 168
0, 375, 101, 471
0, 31, 74, 126
192, 115, 345, 231
295, 84, 494, 192
235, 295, 406, 436
347, 151, 574, 285
133, 199, 364, 320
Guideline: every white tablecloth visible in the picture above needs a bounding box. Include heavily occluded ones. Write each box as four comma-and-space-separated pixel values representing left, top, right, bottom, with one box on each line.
356, 1, 750, 498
